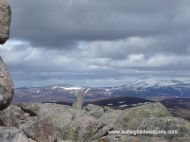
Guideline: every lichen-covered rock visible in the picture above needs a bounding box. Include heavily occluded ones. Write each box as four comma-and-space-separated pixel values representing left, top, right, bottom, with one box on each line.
98, 135, 141, 142
57, 137, 73, 142
13, 102, 190, 142
98, 102, 171, 130
99, 110, 123, 126
20, 117, 56, 142
115, 102, 171, 129
37, 104, 100, 141
171, 137, 190, 142
139, 117, 190, 138
0, 127, 34, 142
17, 103, 73, 139
62, 110, 99, 142
103, 106, 115, 113
100, 135, 190, 142
17, 103, 41, 115
0, 104, 30, 127
0, 0, 11, 44
0, 0, 13, 110
0, 57, 14, 110
17, 103, 107, 142
92, 124, 113, 140
85, 104, 104, 118
98, 135, 188, 142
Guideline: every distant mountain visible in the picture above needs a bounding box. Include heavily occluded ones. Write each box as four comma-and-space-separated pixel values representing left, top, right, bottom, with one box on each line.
12, 79, 190, 103
13, 84, 79, 103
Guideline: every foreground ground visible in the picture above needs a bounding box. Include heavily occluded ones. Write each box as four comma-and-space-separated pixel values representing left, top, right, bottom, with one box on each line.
54, 96, 190, 121
0, 101, 190, 142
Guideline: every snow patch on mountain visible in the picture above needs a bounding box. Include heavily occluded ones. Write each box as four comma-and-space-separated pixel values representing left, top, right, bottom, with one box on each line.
51, 86, 82, 90
129, 79, 179, 88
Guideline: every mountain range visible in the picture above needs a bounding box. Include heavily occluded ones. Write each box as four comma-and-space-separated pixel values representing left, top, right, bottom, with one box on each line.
12, 79, 190, 103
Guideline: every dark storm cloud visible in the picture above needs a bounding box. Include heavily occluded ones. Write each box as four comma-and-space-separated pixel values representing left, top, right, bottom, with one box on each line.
9, 0, 189, 47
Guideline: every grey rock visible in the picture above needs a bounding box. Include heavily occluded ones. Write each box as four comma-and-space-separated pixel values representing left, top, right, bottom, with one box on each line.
98, 135, 176, 142
21, 117, 56, 142
0, 57, 14, 110
38, 104, 101, 141
99, 102, 171, 130
99, 110, 123, 126
170, 137, 190, 142
18, 103, 72, 139
96, 103, 190, 142
93, 124, 113, 140
0, 104, 30, 127
0, 0, 11, 44
139, 117, 190, 138
98, 135, 141, 142
0, 0, 13, 110
11, 102, 190, 142
17, 103, 41, 115
0, 126, 34, 142
62, 110, 99, 142
103, 106, 115, 113
115, 102, 171, 129
138, 136, 169, 142
56, 137, 73, 142
17, 103, 104, 142
85, 104, 104, 118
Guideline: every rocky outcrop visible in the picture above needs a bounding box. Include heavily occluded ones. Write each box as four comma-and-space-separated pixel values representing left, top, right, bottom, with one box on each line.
20, 117, 56, 142
0, 0, 13, 110
115, 102, 171, 129
0, 104, 30, 127
18, 103, 102, 142
139, 117, 190, 138
85, 104, 104, 118
0, 127, 35, 142
0, 0, 11, 44
12, 102, 190, 142
0, 55, 13, 110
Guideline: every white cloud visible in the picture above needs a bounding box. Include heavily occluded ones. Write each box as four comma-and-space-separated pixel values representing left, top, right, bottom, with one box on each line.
87, 53, 190, 69
1, 39, 190, 87
0, 40, 88, 72
81, 37, 157, 59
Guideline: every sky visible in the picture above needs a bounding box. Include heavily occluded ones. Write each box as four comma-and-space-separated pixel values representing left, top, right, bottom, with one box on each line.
1, 0, 190, 87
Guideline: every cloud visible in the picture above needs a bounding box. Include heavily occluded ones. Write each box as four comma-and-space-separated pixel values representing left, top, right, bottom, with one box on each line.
9, 0, 190, 47
1, 39, 190, 87
1, 0, 189, 87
